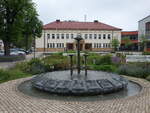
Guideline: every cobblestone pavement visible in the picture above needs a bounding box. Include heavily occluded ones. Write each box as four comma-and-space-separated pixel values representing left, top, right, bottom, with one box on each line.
0, 76, 150, 113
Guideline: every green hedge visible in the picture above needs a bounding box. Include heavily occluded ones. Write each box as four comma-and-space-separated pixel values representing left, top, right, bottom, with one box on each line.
91, 65, 117, 72
117, 64, 150, 78
143, 52, 150, 55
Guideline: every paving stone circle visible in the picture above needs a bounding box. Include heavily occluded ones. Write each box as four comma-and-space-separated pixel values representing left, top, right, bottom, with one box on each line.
0, 76, 150, 113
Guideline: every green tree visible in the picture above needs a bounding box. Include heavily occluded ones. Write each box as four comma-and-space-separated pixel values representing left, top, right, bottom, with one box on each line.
122, 37, 133, 51
140, 34, 149, 52
0, 0, 42, 55
111, 38, 120, 52
14, 7, 43, 50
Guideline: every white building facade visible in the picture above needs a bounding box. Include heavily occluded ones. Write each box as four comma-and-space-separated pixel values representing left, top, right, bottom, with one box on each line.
139, 15, 150, 38
36, 20, 122, 52
0, 40, 4, 50
138, 15, 150, 51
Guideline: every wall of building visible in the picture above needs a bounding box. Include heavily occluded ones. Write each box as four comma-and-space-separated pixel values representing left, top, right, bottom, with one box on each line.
0, 40, 4, 50
138, 15, 150, 38
36, 30, 121, 52
138, 15, 150, 52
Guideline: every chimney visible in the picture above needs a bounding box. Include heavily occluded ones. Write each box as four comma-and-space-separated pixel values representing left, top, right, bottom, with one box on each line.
94, 20, 99, 23
56, 19, 60, 22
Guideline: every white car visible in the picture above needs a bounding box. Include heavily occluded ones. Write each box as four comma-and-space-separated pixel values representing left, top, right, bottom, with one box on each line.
10, 50, 26, 56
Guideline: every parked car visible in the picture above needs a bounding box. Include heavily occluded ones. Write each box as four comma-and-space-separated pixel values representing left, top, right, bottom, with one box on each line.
11, 48, 32, 54
0, 50, 4, 56
10, 49, 26, 56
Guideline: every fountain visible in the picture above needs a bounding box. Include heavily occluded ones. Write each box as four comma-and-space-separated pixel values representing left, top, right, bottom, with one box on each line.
31, 34, 129, 95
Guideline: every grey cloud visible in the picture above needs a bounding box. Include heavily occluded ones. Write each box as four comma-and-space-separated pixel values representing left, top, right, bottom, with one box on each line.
33, 0, 150, 31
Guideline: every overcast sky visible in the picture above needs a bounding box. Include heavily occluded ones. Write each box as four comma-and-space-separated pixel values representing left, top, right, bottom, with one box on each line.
33, 0, 150, 31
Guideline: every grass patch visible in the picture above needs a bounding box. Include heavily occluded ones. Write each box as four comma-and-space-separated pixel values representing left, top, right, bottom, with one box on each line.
0, 69, 31, 83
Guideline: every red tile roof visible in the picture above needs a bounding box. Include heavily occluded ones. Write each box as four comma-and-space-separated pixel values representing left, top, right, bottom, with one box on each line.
121, 31, 138, 35
43, 20, 122, 31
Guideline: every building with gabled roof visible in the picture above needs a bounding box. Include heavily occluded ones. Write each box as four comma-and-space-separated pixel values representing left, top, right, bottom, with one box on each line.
36, 20, 122, 52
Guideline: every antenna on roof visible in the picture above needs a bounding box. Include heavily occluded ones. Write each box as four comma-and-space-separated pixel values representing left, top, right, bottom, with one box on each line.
84, 15, 87, 22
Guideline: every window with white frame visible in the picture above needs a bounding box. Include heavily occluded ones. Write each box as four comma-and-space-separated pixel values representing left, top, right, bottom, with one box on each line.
47, 34, 50, 39
57, 34, 60, 39
98, 34, 101, 39
61, 43, 64, 48
106, 43, 108, 48
96, 43, 99, 48
71, 34, 74, 39
94, 43, 96, 48
85, 34, 88, 39
53, 43, 55, 48
61, 34, 64, 39
103, 34, 106, 39
99, 43, 101, 48
108, 34, 111, 39
56, 43, 59, 48
47, 43, 49, 48
103, 43, 106, 48
89, 34, 92, 39
66, 34, 69, 39
48, 43, 53, 48
52, 34, 55, 39
108, 43, 111, 48
94, 34, 97, 39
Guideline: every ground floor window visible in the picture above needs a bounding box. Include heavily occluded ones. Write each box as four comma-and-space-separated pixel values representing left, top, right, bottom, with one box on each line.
47, 43, 64, 48
94, 43, 111, 48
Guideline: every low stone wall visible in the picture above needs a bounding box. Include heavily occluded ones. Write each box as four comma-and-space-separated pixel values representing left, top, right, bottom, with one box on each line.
36, 48, 64, 52
92, 48, 113, 52
36, 48, 113, 52
0, 55, 26, 62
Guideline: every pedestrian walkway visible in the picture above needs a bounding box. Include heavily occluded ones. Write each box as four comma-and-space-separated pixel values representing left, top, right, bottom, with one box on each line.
0, 52, 43, 69
0, 76, 149, 113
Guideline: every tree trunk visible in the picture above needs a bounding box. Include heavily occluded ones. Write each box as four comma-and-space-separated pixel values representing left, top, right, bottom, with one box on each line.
25, 34, 29, 51
3, 41, 10, 56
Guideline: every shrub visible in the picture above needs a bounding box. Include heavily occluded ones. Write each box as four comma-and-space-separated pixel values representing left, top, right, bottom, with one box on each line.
15, 58, 47, 74
91, 65, 117, 72
66, 50, 76, 53
111, 56, 121, 65
95, 54, 112, 65
27, 58, 47, 74
146, 75, 150, 81
15, 62, 30, 73
143, 52, 150, 55
116, 53, 126, 63
87, 53, 101, 65
42, 55, 70, 70
117, 64, 150, 78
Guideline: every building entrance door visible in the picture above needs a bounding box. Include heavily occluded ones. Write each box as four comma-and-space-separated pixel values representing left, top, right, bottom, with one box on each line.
76, 44, 83, 51
85, 43, 92, 51
67, 43, 74, 50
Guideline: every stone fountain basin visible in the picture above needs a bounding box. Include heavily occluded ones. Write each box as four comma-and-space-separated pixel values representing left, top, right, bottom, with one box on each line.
31, 71, 128, 95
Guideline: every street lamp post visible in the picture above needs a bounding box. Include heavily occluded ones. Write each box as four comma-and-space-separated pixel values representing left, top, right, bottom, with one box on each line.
33, 29, 36, 59
74, 34, 83, 75
34, 36, 36, 59
44, 30, 46, 53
